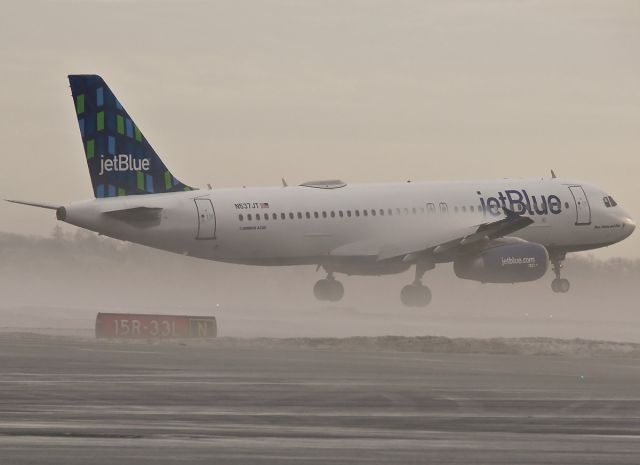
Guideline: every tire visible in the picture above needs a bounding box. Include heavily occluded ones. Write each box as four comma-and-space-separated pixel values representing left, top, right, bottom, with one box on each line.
314, 279, 344, 302
417, 285, 432, 307
313, 279, 331, 301
401, 284, 432, 307
327, 280, 344, 302
551, 278, 570, 293
558, 278, 570, 293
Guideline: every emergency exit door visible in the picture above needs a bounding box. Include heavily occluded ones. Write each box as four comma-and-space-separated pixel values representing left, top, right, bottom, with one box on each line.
194, 198, 216, 239
568, 185, 591, 225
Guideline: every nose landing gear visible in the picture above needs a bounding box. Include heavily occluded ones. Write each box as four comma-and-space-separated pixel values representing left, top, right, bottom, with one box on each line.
550, 253, 570, 293
313, 272, 345, 302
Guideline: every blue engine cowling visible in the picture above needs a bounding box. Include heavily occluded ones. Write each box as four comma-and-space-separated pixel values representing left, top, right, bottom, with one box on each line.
453, 242, 549, 283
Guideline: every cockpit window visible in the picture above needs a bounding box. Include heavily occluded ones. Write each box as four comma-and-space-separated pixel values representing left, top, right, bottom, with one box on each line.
603, 196, 618, 208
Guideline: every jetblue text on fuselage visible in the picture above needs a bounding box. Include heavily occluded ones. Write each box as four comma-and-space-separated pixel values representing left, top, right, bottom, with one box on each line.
99, 154, 150, 175
478, 189, 562, 216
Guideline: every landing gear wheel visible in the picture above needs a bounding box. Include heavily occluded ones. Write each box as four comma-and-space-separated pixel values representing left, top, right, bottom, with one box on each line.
313, 278, 344, 302
549, 252, 570, 294
551, 278, 570, 293
327, 280, 344, 302
400, 284, 432, 307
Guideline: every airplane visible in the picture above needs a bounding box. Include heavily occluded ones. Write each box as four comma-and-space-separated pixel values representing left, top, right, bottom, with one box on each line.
7, 75, 636, 307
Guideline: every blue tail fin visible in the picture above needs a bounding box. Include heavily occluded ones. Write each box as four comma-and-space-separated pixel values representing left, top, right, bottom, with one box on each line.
68, 75, 193, 198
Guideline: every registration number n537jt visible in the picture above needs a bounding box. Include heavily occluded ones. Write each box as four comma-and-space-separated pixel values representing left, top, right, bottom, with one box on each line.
234, 202, 269, 209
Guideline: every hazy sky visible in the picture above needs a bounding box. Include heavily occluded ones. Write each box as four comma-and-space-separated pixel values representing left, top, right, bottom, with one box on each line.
1, 0, 638, 257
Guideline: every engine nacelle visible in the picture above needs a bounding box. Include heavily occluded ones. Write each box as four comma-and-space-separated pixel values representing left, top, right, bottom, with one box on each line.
453, 242, 549, 283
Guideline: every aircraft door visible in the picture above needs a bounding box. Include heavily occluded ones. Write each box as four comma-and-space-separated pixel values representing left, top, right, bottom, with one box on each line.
194, 198, 216, 239
568, 186, 591, 225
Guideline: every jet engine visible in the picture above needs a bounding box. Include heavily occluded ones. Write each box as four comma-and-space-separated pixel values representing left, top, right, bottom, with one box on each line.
453, 240, 548, 283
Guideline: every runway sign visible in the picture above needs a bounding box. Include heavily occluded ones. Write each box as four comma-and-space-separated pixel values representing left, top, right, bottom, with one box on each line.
95, 313, 217, 339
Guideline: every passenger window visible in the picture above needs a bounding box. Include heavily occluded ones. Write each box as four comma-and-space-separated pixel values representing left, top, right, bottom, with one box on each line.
412, 207, 417, 214
272, 213, 277, 220
322, 211, 327, 218
371, 209, 376, 216
603, 197, 610, 207
297, 212, 302, 219
355, 210, 360, 217
247, 214, 252, 220
314, 211, 319, 218
281, 213, 286, 220
339, 211, 344, 217
256, 213, 261, 220
439, 202, 448, 214
263, 213, 268, 221
363, 210, 368, 217
379, 209, 384, 216
404, 208, 409, 215
305, 212, 310, 219
426, 203, 435, 214
609, 196, 617, 207
289, 212, 294, 219
454, 206, 459, 213
347, 210, 352, 217
239, 214, 244, 221
330, 211, 335, 218
470, 206, 474, 212
388, 208, 393, 215
462, 206, 467, 212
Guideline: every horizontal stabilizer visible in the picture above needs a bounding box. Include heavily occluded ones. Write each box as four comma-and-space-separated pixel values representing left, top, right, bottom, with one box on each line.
5, 199, 60, 210
102, 206, 162, 227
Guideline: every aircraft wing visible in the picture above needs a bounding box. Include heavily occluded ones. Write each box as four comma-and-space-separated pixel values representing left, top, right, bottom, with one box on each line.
402, 210, 534, 261
331, 209, 534, 262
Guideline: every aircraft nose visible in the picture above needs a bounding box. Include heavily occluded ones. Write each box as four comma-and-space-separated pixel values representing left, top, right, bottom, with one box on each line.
622, 216, 636, 237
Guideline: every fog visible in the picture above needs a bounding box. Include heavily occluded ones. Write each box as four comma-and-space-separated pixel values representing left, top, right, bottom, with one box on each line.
1, 227, 638, 342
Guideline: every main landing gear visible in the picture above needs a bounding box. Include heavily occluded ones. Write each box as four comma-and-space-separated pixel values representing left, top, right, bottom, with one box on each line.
313, 272, 345, 302
400, 261, 432, 307
550, 253, 570, 293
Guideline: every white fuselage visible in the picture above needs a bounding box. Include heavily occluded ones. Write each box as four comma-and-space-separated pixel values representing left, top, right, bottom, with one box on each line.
59, 177, 634, 272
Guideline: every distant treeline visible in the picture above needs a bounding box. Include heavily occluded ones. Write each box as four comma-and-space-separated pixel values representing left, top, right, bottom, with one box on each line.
1, 228, 638, 278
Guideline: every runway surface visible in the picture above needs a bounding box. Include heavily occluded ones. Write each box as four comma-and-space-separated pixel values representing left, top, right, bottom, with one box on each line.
1, 333, 640, 464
